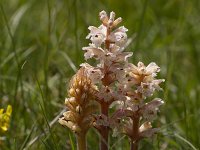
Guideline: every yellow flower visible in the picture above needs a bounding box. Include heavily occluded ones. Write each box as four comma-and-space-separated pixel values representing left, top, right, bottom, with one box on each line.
0, 105, 12, 132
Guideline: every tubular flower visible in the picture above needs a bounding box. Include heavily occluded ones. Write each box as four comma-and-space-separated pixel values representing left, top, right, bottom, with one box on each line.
0, 105, 12, 133
86, 25, 107, 47
119, 62, 165, 101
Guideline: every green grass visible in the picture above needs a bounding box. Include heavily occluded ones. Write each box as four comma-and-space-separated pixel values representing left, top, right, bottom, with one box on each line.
0, 0, 200, 149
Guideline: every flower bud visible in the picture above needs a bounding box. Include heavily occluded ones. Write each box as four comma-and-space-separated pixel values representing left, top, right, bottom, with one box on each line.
112, 17, 122, 27
139, 122, 152, 132
76, 105, 83, 114
69, 88, 76, 97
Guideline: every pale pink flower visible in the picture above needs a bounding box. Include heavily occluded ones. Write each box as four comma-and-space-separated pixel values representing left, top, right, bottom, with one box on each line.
82, 43, 105, 60
95, 114, 110, 126
126, 62, 164, 98
128, 62, 160, 78
96, 86, 115, 102
110, 97, 140, 112
109, 26, 128, 47
137, 79, 164, 98
86, 25, 107, 47
140, 98, 164, 121
139, 122, 152, 132
108, 11, 115, 24
99, 10, 108, 25
139, 128, 159, 138
80, 63, 103, 84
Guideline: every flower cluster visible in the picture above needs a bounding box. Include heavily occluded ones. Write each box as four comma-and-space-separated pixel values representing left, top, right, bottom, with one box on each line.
0, 105, 12, 133
59, 68, 98, 135
82, 10, 132, 88
59, 10, 165, 150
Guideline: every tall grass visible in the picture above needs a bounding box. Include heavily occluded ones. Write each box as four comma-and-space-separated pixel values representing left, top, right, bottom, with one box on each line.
0, 0, 199, 149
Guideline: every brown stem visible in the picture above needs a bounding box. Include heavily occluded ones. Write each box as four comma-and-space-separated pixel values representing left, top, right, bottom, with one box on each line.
100, 103, 109, 150
131, 116, 140, 150
96, 22, 113, 150
105, 26, 111, 50
77, 133, 87, 150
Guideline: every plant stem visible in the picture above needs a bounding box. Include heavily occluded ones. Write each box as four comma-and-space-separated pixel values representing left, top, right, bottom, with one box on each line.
131, 116, 140, 150
98, 23, 111, 150
77, 133, 87, 150
100, 103, 109, 150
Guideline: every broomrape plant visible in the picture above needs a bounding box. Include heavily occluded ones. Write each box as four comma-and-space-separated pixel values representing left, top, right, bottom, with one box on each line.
59, 10, 165, 150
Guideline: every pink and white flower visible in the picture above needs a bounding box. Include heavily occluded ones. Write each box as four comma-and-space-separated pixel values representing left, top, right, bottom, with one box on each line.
86, 25, 107, 47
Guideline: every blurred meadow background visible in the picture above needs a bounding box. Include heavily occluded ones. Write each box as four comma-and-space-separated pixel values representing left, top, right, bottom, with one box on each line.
0, 0, 200, 149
